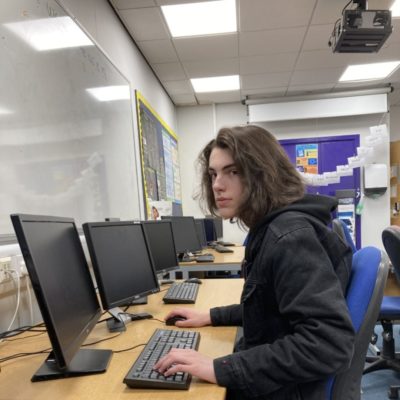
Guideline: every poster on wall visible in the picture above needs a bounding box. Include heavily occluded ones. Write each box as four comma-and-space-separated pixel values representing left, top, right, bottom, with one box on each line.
296, 143, 318, 174
136, 91, 182, 219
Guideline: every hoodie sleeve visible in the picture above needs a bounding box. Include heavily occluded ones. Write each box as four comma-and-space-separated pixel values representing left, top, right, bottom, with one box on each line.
213, 225, 355, 398
210, 304, 243, 326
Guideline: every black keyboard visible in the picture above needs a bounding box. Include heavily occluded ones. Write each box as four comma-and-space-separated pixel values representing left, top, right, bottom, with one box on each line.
217, 241, 235, 247
214, 244, 234, 253
124, 328, 200, 390
162, 282, 199, 304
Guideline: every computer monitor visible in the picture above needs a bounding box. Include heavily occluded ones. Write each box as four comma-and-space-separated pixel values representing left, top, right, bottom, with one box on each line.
141, 220, 179, 275
161, 216, 202, 258
10, 214, 112, 381
214, 217, 223, 239
194, 218, 207, 248
83, 221, 159, 332
204, 216, 223, 241
203, 218, 217, 243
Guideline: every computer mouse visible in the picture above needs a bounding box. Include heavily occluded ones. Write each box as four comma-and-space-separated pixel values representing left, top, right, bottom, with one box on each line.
165, 315, 187, 326
184, 277, 202, 284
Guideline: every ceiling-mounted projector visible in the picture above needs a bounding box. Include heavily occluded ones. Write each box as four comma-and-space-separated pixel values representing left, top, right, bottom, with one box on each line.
328, 0, 392, 53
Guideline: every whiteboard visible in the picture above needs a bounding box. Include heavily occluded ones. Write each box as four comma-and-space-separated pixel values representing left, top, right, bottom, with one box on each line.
0, 0, 140, 240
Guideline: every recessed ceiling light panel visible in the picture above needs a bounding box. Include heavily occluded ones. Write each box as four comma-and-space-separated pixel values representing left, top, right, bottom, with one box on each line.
161, 0, 237, 38
190, 75, 240, 93
339, 61, 400, 82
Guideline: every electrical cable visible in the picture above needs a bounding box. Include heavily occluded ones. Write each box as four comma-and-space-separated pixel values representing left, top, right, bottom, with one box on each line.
0, 270, 21, 344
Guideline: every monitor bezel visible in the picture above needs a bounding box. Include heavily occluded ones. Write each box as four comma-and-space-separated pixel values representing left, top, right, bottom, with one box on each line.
83, 220, 160, 311
141, 220, 179, 275
10, 214, 102, 370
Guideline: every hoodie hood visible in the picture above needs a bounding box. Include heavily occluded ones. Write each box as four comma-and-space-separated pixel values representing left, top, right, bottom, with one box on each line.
245, 194, 338, 264
249, 194, 338, 241
265, 194, 338, 226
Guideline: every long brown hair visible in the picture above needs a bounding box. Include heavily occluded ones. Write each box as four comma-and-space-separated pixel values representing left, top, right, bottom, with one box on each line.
197, 125, 305, 228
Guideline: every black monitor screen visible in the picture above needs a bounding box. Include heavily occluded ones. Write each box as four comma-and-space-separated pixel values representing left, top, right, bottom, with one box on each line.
83, 221, 159, 310
204, 218, 217, 242
161, 216, 202, 254
11, 214, 107, 376
195, 219, 207, 248
141, 220, 178, 274
214, 217, 223, 239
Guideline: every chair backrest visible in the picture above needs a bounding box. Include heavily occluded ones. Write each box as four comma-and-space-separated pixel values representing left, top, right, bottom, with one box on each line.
332, 218, 357, 254
382, 226, 400, 285
327, 246, 389, 400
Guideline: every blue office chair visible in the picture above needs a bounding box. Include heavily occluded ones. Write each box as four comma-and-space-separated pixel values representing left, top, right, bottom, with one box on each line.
332, 218, 357, 254
364, 226, 400, 399
326, 246, 389, 400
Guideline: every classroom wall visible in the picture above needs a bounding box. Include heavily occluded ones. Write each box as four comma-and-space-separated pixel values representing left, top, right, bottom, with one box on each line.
0, 0, 175, 333
177, 101, 392, 249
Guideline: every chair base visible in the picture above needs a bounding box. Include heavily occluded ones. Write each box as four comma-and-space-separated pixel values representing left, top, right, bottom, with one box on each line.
364, 355, 400, 374
389, 386, 400, 400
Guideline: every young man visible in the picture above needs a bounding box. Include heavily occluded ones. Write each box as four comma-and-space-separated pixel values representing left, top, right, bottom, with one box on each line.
154, 125, 355, 400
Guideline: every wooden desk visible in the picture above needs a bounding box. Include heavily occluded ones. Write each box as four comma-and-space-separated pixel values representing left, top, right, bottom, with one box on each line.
172, 246, 245, 279
0, 279, 243, 400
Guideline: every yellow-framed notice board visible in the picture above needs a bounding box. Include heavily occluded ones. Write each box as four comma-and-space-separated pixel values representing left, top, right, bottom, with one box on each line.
136, 91, 182, 218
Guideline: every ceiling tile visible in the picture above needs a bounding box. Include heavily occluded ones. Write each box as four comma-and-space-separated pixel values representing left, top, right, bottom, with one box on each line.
240, 53, 298, 75
137, 39, 178, 63
287, 83, 335, 94
173, 34, 239, 62
171, 93, 198, 106
151, 62, 187, 81
241, 72, 292, 90
183, 58, 239, 78
119, 8, 169, 41
162, 80, 193, 95
239, 27, 307, 57
111, 0, 156, 10
241, 87, 287, 97
290, 67, 344, 85
196, 91, 241, 105
302, 24, 334, 51
156, 0, 213, 5
311, 1, 345, 25
240, 0, 316, 31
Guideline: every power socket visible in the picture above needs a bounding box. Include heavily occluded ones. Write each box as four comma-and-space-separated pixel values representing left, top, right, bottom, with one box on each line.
0, 257, 12, 283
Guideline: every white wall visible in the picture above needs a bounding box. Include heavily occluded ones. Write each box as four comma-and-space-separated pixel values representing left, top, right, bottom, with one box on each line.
177, 103, 249, 244
391, 106, 400, 141
177, 102, 391, 249
0, 0, 175, 333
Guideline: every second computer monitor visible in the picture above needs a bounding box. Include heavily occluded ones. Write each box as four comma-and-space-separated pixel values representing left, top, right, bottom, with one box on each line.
141, 220, 179, 275
194, 219, 207, 248
83, 221, 159, 330
161, 216, 202, 255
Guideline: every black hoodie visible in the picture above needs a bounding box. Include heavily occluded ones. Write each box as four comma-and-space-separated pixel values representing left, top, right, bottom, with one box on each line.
211, 194, 355, 400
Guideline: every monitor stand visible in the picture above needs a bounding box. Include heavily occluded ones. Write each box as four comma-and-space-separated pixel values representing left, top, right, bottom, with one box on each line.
107, 307, 152, 332
31, 348, 112, 381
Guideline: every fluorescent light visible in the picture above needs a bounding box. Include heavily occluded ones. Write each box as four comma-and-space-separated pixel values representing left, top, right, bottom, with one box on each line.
4, 16, 93, 51
191, 75, 240, 93
86, 85, 131, 101
391, 0, 400, 17
161, 0, 236, 38
339, 61, 400, 82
